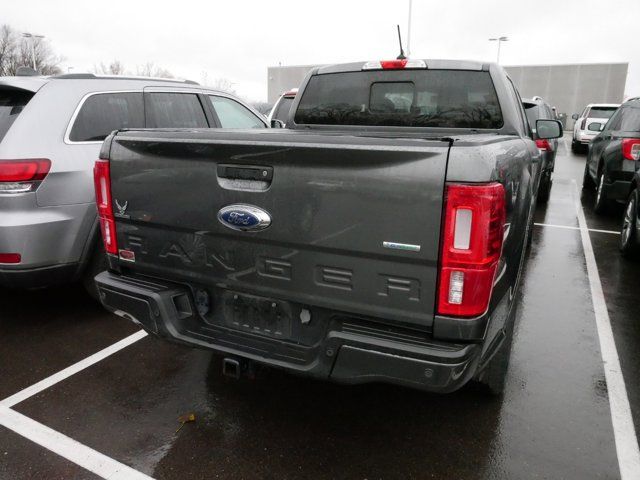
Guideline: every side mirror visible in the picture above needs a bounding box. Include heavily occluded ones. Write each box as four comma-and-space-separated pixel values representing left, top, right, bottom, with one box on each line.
587, 122, 603, 132
536, 119, 563, 139
571, 114, 579, 120
270, 119, 285, 129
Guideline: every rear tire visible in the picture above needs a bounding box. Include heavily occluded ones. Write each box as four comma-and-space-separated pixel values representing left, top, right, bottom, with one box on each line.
582, 162, 595, 190
474, 306, 517, 396
82, 241, 107, 301
538, 172, 552, 203
594, 171, 611, 214
620, 189, 640, 259
571, 139, 581, 154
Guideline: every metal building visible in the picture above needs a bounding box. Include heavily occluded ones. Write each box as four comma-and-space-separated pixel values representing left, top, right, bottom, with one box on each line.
505, 63, 628, 122
267, 62, 628, 125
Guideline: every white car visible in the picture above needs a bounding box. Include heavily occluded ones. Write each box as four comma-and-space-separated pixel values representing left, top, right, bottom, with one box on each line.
267, 88, 297, 126
571, 103, 619, 152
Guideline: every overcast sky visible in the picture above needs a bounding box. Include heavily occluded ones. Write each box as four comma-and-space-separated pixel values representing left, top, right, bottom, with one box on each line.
4, 0, 640, 102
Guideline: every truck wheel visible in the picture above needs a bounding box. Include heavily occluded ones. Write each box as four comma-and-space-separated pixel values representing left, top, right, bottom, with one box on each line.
474, 306, 517, 396
82, 242, 107, 301
593, 171, 611, 214
620, 190, 640, 258
582, 162, 595, 190
538, 172, 552, 204
571, 140, 580, 154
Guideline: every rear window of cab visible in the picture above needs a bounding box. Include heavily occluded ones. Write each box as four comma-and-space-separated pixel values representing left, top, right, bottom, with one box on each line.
294, 70, 503, 129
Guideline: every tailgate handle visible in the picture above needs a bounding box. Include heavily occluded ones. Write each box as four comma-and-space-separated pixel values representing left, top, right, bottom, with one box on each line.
217, 164, 273, 182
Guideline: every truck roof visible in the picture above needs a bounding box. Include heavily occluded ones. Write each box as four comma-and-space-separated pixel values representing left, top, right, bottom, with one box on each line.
315, 59, 491, 75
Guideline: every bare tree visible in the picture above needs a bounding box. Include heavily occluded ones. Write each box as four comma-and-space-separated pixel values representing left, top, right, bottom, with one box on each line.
0, 25, 63, 76
93, 60, 126, 75
208, 77, 237, 95
0, 25, 17, 76
136, 62, 174, 79
251, 102, 273, 115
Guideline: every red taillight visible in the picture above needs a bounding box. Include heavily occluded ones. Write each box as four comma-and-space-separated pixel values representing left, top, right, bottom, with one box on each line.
93, 159, 118, 255
535, 139, 552, 152
362, 59, 427, 71
580, 118, 587, 130
622, 138, 640, 161
0, 159, 51, 194
380, 59, 408, 69
0, 253, 21, 264
437, 183, 506, 318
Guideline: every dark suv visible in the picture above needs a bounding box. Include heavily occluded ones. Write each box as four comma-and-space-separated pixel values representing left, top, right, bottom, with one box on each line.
583, 98, 640, 213
523, 96, 558, 202
620, 170, 640, 258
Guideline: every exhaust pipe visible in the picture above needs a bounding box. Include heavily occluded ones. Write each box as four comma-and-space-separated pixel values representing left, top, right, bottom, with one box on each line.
222, 358, 241, 379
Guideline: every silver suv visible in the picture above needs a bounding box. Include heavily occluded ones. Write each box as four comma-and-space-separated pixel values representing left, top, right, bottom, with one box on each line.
0, 73, 267, 295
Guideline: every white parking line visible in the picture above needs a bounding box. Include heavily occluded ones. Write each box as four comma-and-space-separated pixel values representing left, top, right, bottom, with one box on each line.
0, 406, 153, 479
572, 180, 640, 479
0, 330, 147, 408
534, 222, 619, 235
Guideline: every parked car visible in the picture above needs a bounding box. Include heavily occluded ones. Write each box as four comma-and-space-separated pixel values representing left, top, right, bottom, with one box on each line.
572, 103, 619, 152
0, 73, 267, 296
523, 96, 558, 202
620, 171, 640, 258
267, 88, 297, 126
93, 59, 561, 395
582, 97, 640, 213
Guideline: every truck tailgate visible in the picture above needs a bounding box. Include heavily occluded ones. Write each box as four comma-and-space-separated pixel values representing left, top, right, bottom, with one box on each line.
108, 131, 450, 329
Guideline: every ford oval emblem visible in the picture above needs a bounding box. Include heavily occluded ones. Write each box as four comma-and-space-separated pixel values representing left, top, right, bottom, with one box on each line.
217, 204, 271, 232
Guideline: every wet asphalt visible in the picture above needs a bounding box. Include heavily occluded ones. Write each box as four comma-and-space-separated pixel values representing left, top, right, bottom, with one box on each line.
0, 134, 638, 479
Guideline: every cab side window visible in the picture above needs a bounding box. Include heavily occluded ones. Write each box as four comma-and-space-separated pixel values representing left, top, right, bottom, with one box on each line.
69, 92, 144, 142
209, 96, 265, 129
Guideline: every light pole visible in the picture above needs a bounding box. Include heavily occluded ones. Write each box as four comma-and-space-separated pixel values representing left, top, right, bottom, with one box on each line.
488, 36, 508, 64
406, 0, 413, 57
22, 32, 45, 71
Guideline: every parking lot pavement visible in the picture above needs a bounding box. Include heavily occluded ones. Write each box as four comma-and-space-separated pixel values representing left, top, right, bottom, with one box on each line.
0, 134, 638, 479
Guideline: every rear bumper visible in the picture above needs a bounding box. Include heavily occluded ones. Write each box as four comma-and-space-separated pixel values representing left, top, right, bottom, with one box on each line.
603, 171, 634, 202
95, 271, 483, 393
0, 263, 79, 289
575, 130, 596, 144
0, 196, 96, 286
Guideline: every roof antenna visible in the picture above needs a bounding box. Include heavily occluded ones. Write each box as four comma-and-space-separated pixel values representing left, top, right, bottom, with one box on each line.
396, 25, 407, 60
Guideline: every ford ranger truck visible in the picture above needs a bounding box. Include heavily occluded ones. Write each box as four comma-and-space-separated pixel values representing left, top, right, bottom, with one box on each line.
93, 59, 562, 394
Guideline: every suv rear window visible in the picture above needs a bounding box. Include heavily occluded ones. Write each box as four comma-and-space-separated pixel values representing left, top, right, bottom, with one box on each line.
0, 89, 34, 142
69, 92, 144, 142
524, 104, 542, 127
588, 106, 617, 119
272, 96, 294, 123
146, 93, 208, 128
294, 70, 503, 128
524, 102, 552, 131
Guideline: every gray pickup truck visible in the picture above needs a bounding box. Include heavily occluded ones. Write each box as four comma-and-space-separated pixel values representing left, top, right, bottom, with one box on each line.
94, 59, 562, 395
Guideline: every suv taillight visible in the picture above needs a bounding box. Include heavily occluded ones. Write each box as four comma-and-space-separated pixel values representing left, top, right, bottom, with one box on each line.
622, 138, 640, 161
437, 183, 506, 317
0, 159, 51, 194
93, 159, 118, 255
581, 118, 587, 130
